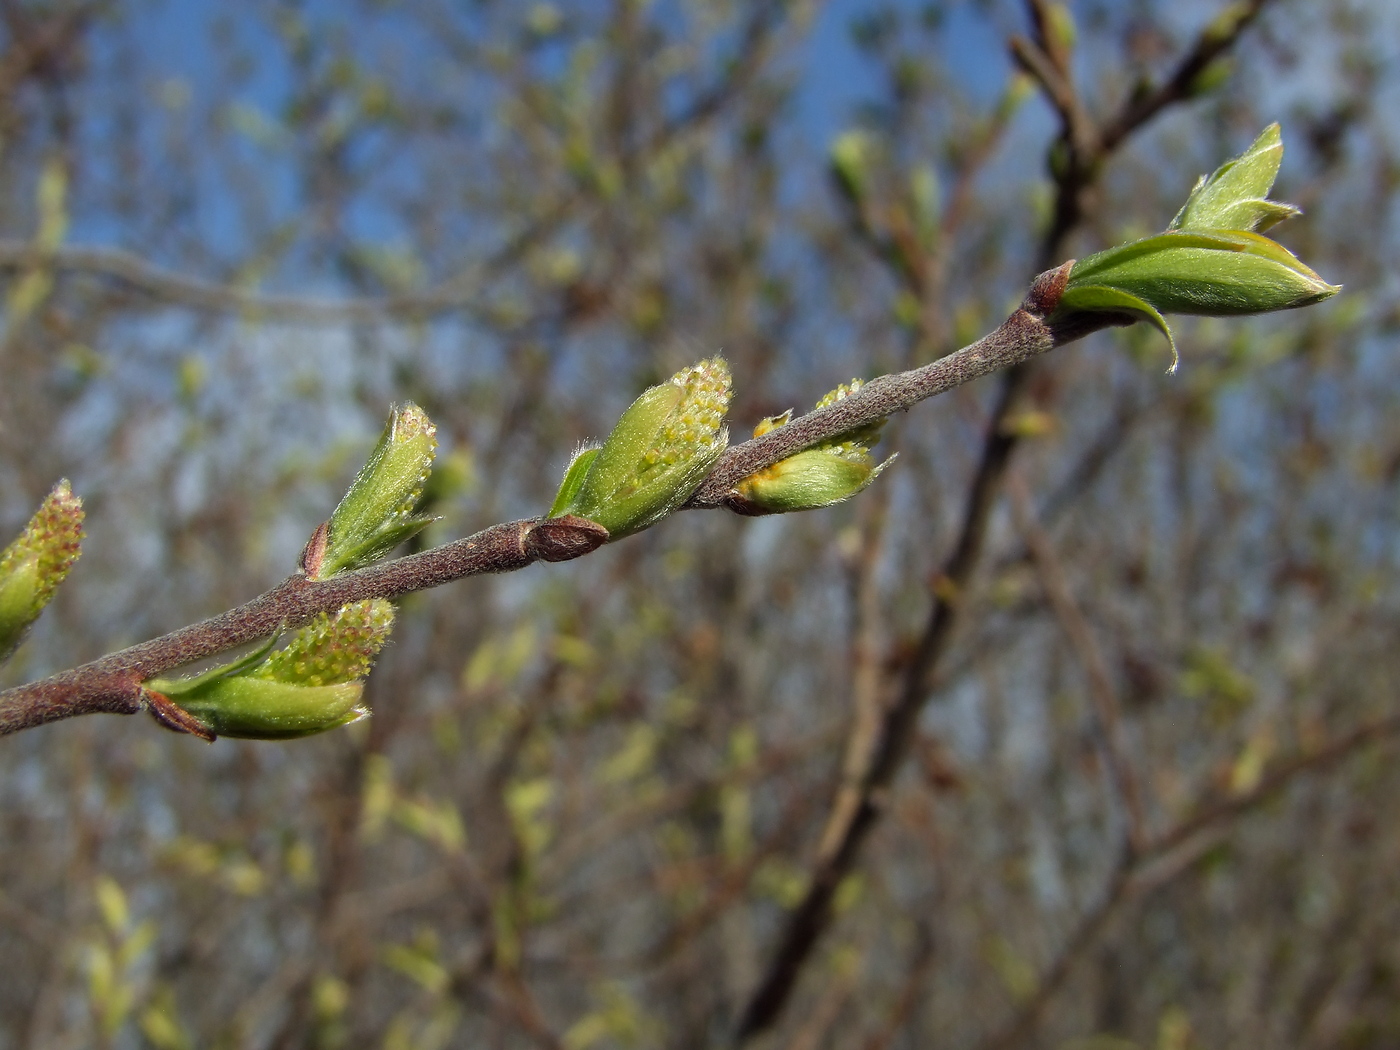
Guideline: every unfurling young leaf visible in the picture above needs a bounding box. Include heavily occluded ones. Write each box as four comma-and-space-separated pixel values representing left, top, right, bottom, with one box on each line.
1169, 124, 1297, 233
1055, 125, 1339, 371
314, 403, 438, 579
548, 357, 731, 538
0, 480, 83, 661
731, 380, 895, 515
145, 600, 395, 740
547, 445, 601, 518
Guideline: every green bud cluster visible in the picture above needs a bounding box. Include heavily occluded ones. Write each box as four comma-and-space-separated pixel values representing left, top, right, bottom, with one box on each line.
0, 480, 83, 660
146, 599, 395, 741
548, 357, 731, 538
316, 403, 438, 579
1056, 124, 1339, 370
734, 380, 895, 514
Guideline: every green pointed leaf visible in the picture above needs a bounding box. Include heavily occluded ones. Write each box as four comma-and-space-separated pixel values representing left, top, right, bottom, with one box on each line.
547, 446, 601, 518
1058, 221, 1340, 367
1171, 123, 1289, 232
319, 403, 438, 578
145, 634, 281, 699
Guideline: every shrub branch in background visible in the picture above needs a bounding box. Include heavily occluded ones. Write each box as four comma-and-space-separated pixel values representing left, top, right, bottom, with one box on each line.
0, 127, 1337, 741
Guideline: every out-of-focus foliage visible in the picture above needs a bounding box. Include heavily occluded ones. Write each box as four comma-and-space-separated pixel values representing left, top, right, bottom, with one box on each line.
0, 1, 1398, 1048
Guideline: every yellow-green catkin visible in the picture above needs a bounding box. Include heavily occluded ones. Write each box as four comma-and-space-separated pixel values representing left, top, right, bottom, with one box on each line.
254, 600, 396, 687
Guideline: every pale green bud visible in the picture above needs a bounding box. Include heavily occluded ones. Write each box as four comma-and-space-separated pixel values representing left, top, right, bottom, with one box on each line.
0, 480, 83, 660
998, 72, 1037, 123
734, 449, 895, 514
146, 600, 394, 740
149, 677, 367, 741
909, 165, 940, 248
549, 357, 730, 538
732, 380, 895, 514
316, 403, 438, 578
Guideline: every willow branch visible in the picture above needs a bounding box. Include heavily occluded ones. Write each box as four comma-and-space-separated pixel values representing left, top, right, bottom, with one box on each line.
692, 263, 1106, 506
0, 240, 503, 324
0, 264, 1121, 739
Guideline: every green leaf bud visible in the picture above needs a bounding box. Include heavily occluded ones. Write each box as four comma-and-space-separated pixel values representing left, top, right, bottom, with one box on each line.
1185, 56, 1234, 100
146, 600, 394, 740
909, 165, 940, 249
732, 380, 895, 515
998, 71, 1037, 124
551, 357, 730, 538
0, 480, 83, 660
1056, 127, 1339, 372
1061, 229, 1339, 370
317, 403, 438, 578
733, 449, 896, 515
148, 677, 367, 741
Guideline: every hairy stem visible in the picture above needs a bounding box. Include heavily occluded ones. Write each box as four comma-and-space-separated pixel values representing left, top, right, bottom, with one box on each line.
0, 265, 1114, 739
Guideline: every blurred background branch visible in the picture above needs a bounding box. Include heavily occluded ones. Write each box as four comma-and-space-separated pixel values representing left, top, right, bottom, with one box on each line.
0, 1, 1394, 1048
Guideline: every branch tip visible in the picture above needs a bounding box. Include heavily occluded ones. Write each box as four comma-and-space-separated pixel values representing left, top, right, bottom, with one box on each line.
1023, 260, 1075, 317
